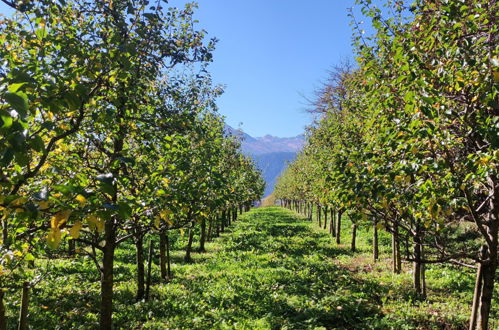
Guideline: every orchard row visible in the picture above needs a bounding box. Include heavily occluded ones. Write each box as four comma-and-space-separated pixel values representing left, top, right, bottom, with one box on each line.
0, 1, 264, 328
274, 0, 498, 329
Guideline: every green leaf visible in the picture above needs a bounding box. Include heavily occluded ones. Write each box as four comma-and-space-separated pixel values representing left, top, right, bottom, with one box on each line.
0, 113, 13, 128
8, 82, 27, 93
4, 92, 29, 116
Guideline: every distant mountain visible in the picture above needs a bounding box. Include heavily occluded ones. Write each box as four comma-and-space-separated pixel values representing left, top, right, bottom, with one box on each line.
226, 126, 305, 197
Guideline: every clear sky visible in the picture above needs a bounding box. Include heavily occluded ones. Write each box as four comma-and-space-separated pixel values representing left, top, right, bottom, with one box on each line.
0, 0, 362, 137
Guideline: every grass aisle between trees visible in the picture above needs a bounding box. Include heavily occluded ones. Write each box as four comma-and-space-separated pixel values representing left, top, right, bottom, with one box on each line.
143, 206, 382, 329
6, 206, 489, 329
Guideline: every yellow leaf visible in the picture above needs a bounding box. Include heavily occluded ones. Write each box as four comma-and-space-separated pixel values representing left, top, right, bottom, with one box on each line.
161, 178, 170, 186
51, 210, 72, 229
75, 194, 87, 207
86, 215, 104, 233
10, 197, 27, 207
47, 229, 62, 249
38, 201, 50, 210
69, 221, 83, 239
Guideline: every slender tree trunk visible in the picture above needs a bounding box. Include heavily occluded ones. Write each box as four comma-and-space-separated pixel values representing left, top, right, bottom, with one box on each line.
351, 224, 357, 252
207, 218, 213, 242
135, 234, 145, 301
232, 207, 237, 222
2, 219, 9, 249
68, 239, 76, 257
323, 207, 328, 230
199, 217, 206, 252
0, 289, 5, 330
392, 223, 401, 274
145, 240, 153, 301
413, 236, 425, 299
159, 232, 167, 280
99, 221, 116, 330
18, 282, 29, 330
330, 209, 335, 236
221, 211, 225, 233
470, 247, 485, 330
184, 223, 194, 263
477, 244, 498, 329
373, 219, 379, 262
166, 231, 171, 279
336, 210, 342, 244
239, 205, 243, 214
318, 205, 322, 227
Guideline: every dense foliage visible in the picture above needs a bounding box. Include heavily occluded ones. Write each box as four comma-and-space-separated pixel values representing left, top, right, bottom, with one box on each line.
274, 0, 498, 328
0, 0, 264, 328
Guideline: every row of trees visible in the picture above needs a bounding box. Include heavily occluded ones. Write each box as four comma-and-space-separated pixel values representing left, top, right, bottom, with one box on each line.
0, 0, 264, 328
275, 0, 498, 328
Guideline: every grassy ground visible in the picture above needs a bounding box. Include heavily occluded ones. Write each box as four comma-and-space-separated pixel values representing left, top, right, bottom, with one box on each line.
4, 206, 498, 329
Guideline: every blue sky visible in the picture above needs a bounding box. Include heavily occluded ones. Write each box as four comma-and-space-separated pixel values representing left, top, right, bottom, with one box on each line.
0, 0, 363, 137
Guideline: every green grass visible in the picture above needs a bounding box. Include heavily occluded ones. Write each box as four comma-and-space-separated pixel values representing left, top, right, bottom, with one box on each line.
3, 206, 497, 329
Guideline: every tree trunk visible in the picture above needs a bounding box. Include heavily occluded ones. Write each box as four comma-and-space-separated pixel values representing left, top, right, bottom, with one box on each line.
207, 218, 213, 242
336, 210, 342, 244
413, 237, 425, 299
0, 289, 5, 330
373, 219, 379, 262
232, 207, 237, 222
392, 223, 401, 274
318, 205, 322, 227
221, 211, 225, 233
135, 234, 145, 301
330, 209, 335, 237
145, 240, 153, 301
198, 217, 206, 252
1, 219, 9, 249
184, 223, 194, 263
17, 282, 29, 330
323, 207, 328, 230
166, 231, 171, 279
477, 244, 498, 329
159, 232, 167, 280
99, 221, 116, 330
470, 246, 486, 330
68, 239, 76, 257
351, 224, 357, 252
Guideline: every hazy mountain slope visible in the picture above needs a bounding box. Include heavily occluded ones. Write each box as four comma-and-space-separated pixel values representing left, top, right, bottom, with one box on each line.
252, 152, 298, 196
226, 126, 304, 197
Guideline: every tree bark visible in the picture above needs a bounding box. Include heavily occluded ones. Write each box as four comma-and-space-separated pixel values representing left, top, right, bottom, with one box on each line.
1, 219, 9, 249
184, 223, 194, 263
166, 231, 171, 279
17, 282, 29, 330
220, 211, 225, 233
0, 289, 5, 330
68, 239, 76, 257
392, 223, 401, 274
477, 244, 498, 329
470, 247, 485, 330
330, 209, 335, 237
198, 217, 206, 252
159, 232, 167, 280
351, 224, 357, 252
99, 221, 116, 330
145, 240, 153, 301
135, 234, 145, 301
207, 218, 213, 242
323, 207, 328, 230
336, 210, 342, 244
318, 205, 322, 227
